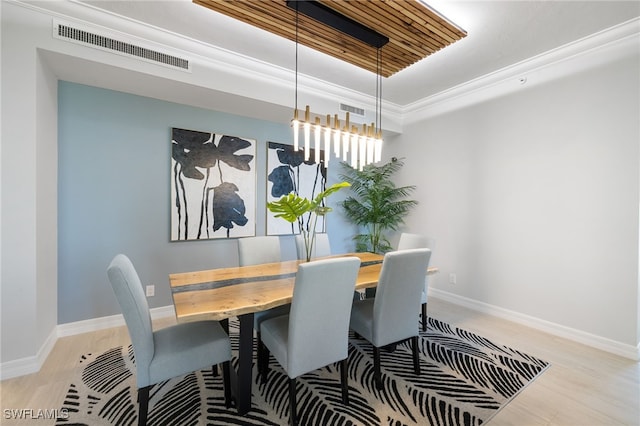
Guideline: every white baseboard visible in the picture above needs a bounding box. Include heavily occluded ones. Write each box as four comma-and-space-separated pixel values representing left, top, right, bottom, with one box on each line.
429, 288, 640, 361
1, 306, 175, 380
3, 295, 637, 381
56, 305, 176, 337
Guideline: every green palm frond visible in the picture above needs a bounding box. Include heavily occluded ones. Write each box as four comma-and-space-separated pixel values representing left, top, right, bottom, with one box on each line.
267, 182, 350, 223
312, 181, 350, 207
339, 159, 417, 253
267, 193, 313, 223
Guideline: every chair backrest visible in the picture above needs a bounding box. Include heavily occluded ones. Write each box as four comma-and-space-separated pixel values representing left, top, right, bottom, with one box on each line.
107, 254, 154, 385
397, 232, 435, 295
294, 233, 331, 260
286, 256, 361, 378
372, 248, 431, 346
398, 232, 434, 251
238, 236, 281, 266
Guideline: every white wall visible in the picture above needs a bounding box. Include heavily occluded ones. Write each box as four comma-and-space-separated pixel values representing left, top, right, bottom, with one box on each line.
1, 2, 55, 365
35, 48, 60, 352
391, 55, 640, 347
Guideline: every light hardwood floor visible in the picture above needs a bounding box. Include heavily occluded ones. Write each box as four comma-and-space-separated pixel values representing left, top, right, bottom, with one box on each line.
1, 298, 638, 425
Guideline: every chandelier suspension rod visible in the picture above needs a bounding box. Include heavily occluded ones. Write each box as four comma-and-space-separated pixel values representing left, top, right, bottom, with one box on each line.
294, 2, 299, 113
377, 47, 382, 134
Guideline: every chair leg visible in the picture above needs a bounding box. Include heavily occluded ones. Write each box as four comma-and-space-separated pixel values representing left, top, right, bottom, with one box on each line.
261, 345, 271, 384
137, 386, 150, 426
216, 319, 227, 379
221, 361, 232, 408
412, 336, 421, 376
373, 346, 383, 390
220, 318, 230, 334
289, 377, 298, 426
340, 358, 349, 405
257, 331, 265, 376
421, 302, 428, 332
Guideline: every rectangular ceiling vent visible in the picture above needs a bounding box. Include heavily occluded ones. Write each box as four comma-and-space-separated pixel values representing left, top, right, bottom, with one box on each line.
339, 103, 365, 117
53, 21, 190, 71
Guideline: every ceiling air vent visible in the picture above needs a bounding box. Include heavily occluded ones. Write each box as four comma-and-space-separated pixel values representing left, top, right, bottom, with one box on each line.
340, 103, 365, 117
53, 21, 190, 71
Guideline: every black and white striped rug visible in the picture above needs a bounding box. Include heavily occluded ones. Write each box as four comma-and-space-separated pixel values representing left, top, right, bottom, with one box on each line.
56, 317, 548, 425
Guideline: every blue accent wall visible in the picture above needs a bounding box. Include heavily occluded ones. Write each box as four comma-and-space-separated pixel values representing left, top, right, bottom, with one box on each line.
58, 82, 353, 323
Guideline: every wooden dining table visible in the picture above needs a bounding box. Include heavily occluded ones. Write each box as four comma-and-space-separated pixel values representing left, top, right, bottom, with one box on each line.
169, 251, 438, 415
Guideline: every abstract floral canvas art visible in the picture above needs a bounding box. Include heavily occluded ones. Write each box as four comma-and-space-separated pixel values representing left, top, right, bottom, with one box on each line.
266, 141, 326, 235
171, 128, 256, 240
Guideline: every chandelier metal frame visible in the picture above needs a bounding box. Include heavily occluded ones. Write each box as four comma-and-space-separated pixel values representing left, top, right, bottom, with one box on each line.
290, 1, 385, 170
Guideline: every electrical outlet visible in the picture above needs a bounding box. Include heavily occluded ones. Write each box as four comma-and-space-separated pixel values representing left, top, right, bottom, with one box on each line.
146, 285, 155, 297
449, 273, 457, 285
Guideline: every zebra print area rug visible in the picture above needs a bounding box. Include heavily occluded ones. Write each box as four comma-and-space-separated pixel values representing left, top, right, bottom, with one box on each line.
56, 317, 548, 426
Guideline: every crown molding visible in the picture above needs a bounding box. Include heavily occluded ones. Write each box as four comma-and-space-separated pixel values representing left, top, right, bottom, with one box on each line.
9, 1, 637, 133
402, 17, 640, 124
13, 0, 402, 132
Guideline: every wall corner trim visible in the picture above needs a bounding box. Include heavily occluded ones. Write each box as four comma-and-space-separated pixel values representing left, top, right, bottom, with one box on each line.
0, 327, 57, 381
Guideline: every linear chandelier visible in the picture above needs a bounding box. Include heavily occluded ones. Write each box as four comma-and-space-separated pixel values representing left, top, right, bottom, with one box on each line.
288, 0, 387, 170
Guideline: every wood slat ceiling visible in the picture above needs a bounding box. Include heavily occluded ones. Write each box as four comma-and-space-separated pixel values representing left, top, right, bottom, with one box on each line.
193, 0, 467, 77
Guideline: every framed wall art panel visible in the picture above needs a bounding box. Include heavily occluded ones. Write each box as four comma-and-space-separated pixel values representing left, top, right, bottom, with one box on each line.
171, 127, 256, 241
266, 141, 327, 235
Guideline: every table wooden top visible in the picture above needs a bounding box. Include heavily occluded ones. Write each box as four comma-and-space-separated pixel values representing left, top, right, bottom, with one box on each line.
170, 252, 438, 323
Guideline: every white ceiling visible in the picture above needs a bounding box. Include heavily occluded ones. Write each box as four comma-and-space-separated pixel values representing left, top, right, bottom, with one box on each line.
68, 0, 639, 107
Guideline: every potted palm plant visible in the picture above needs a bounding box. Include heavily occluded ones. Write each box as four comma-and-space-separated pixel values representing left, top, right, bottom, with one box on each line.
340, 158, 417, 253
267, 181, 350, 261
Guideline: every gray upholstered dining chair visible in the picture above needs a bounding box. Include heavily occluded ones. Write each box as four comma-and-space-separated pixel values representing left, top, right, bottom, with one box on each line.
107, 254, 232, 426
238, 235, 282, 266
296, 232, 364, 302
294, 232, 332, 260
349, 248, 431, 390
259, 257, 361, 426
397, 232, 435, 332
237, 236, 290, 375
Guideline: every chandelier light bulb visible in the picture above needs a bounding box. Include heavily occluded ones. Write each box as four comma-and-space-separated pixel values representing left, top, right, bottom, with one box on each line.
324, 115, 332, 166
303, 122, 311, 161
350, 127, 359, 169
314, 117, 322, 165
374, 132, 382, 163
292, 109, 300, 152
359, 125, 367, 171
342, 112, 350, 161
333, 115, 341, 157
333, 129, 341, 158
303, 106, 311, 161
290, 105, 383, 169
366, 124, 375, 165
